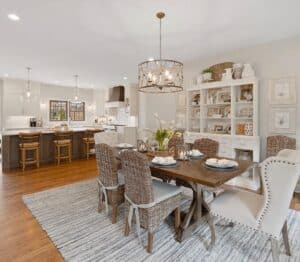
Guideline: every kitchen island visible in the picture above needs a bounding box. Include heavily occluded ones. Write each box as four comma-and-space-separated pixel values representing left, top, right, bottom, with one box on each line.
1, 127, 104, 172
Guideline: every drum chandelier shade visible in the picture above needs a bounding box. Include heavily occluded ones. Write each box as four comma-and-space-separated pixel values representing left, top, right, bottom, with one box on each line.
138, 12, 183, 93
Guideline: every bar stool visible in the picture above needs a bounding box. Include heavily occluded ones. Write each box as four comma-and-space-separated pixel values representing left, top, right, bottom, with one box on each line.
19, 132, 41, 171
54, 131, 73, 165
82, 129, 103, 159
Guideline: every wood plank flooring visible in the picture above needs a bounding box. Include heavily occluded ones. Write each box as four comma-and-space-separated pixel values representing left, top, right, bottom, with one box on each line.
0, 159, 299, 261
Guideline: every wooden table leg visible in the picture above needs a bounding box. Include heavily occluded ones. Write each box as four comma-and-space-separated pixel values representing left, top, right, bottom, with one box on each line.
176, 183, 216, 249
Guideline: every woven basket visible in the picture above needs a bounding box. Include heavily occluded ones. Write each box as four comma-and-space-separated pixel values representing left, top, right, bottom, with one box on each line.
210, 62, 234, 81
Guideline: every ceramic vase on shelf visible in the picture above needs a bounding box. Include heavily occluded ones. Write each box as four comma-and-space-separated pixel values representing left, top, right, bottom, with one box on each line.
233, 63, 243, 79
224, 68, 233, 80
242, 64, 255, 78
202, 72, 212, 82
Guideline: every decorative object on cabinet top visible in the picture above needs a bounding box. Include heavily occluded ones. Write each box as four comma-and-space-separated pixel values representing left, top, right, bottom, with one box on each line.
196, 62, 256, 85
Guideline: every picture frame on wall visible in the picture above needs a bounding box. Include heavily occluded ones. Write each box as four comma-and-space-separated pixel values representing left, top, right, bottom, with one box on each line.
268, 77, 296, 104
269, 107, 296, 134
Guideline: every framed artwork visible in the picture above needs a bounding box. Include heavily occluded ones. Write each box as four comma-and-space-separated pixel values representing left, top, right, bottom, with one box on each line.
269, 107, 296, 133
49, 100, 68, 121
269, 77, 296, 104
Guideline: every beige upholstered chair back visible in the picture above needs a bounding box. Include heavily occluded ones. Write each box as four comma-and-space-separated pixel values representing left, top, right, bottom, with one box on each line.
94, 131, 119, 146
120, 150, 154, 205
266, 135, 296, 157
193, 138, 219, 157
257, 157, 299, 233
95, 144, 119, 187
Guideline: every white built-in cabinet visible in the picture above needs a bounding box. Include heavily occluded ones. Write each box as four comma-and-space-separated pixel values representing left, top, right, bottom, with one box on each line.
185, 77, 260, 162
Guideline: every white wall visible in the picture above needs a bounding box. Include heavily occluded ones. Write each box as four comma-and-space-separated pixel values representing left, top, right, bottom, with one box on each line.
139, 92, 177, 129
1, 78, 106, 129
0, 79, 3, 130
139, 35, 300, 159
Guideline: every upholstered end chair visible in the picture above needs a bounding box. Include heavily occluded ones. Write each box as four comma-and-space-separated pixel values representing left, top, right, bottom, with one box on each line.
193, 138, 219, 157
120, 150, 182, 253
210, 157, 300, 262
267, 135, 296, 157
95, 143, 124, 224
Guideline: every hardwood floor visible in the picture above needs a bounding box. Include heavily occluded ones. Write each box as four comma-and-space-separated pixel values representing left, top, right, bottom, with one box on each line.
0, 159, 98, 262
0, 159, 299, 261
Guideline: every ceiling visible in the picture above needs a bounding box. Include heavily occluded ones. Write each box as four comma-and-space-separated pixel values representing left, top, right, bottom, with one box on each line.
1, 0, 300, 88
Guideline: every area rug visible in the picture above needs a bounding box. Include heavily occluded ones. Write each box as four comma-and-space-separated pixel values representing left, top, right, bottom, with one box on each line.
23, 179, 300, 262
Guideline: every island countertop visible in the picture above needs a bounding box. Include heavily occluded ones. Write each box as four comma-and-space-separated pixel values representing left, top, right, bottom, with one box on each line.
0, 126, 105, 136
1, 127, 105, 172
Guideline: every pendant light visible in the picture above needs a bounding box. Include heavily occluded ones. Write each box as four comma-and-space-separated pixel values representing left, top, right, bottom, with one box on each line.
138, 12, 183, 93
74, 74, 79, 100
26, 67, 31, 98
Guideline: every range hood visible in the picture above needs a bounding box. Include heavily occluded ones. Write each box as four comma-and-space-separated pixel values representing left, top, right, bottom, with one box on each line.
105, 85, 125, 108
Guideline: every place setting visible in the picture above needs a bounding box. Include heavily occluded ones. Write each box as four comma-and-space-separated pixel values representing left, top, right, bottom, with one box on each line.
202, 158, 239, 172
151, 156, 179, 168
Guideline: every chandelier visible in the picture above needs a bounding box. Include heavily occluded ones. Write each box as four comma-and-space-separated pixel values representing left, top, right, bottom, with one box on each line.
138, 12, 183, 93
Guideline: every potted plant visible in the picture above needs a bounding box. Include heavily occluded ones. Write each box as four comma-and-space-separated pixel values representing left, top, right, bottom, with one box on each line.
202, 67, 213, 82
153, 113, 174, 151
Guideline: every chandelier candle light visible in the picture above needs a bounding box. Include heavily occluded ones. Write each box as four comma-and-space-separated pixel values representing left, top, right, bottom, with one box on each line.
74, 74, 79, 101
26, 67, 31, 98
138, 12, 183, 93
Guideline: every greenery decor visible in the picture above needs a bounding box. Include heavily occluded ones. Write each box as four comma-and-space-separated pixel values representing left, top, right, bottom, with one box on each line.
202, 67, 213, 74
153, 113, 174, 151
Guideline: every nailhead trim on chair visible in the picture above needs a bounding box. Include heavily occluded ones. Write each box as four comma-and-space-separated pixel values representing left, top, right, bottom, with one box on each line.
211, 157, 296, 240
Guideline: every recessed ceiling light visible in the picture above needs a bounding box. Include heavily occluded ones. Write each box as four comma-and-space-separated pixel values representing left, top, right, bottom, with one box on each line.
148, 57, 154, 61
8, 13, 20, 21
123, 76, 128, 80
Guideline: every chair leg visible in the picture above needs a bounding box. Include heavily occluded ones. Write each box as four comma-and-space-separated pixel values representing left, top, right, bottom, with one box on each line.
147, 231, 154, 253
111, 205, 118, 224
57, 146, 60, 165
98, 185, 103, 213
124, 212, 130, 236
174, 207, 181, 231
69, 145, 72, 163
282, 220, 291, 256
270, 238, 280, 262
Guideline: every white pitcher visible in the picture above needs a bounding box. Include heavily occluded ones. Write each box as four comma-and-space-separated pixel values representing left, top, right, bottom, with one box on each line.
224, 68, 232, 80
242, 64, 255, 78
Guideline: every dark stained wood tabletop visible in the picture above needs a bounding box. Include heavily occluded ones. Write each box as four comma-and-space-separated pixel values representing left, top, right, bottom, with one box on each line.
150, 158, 251, 188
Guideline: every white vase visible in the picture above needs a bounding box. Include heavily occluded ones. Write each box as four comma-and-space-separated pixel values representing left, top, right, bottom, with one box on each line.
242, 64, 255, 78
202, 72, 212, 82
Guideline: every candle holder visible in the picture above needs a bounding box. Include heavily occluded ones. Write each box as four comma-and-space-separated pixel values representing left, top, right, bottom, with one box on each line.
176, 145, 189, 161
137, 139, 148, 153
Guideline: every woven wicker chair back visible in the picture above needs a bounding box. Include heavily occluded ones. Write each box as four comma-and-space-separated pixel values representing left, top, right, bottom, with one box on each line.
120, 150, 154, 205
95, 143, 118, 187
193, 138, 219, 157
168, 136, 184, 150
266, 135, 296, 157
54, 131, 73, 141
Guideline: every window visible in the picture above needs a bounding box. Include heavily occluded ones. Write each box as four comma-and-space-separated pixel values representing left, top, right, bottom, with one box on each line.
49, 100, 68, 121
69, 101, 85, 121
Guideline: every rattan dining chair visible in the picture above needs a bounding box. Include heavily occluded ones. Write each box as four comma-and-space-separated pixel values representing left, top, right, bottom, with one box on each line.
95, 143, 124, 224
266, 135, 296, 157
120, 150, 182, 253
193, 138, 219, 157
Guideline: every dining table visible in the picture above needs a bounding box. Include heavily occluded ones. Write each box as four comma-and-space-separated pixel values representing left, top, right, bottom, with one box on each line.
115, 147, 252, 248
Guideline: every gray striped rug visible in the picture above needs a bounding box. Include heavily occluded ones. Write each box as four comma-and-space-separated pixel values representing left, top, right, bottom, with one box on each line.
23, 179, 300, 262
